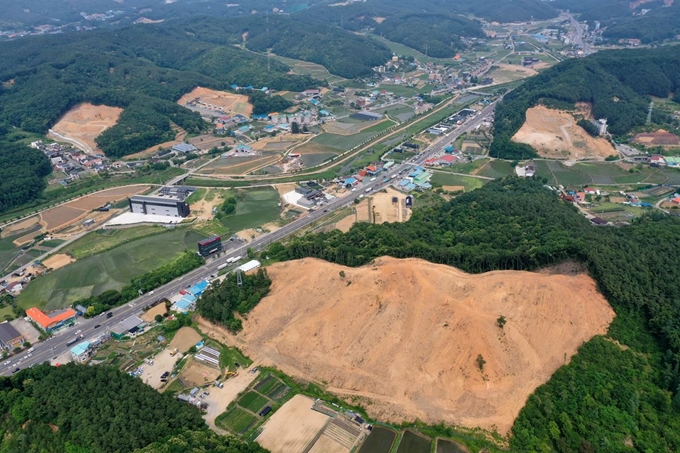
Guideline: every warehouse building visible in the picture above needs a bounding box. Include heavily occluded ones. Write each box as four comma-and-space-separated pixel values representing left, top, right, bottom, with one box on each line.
110, 315, 145, 339
128, 195, 190, 218
236, 260, 261, 273
0, 322, 25, 350
350, 111, 384, 121
172, 143, 198, 154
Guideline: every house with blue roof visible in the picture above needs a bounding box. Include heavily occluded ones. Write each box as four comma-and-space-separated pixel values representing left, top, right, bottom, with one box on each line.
172, 295, 196, 313
342, 177, 358, 188
188, 280, 209, 297
236, 125, 250, 134
230, 84, 239, 90
252, 114, 268, 120
71, 341, 91, 362
264, 125, 275, 133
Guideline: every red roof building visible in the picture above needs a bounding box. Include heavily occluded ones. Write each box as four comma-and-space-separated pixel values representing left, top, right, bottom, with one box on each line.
26, 307, 77, 333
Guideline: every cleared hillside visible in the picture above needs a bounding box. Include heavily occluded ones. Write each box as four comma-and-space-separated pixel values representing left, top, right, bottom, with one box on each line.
228, 257, 614, 433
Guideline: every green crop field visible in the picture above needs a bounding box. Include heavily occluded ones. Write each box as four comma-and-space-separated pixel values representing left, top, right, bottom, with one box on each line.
237, 391, 269, 413
219, 187, 281, 232
476, 160, 514, 179
301, 152, 336, 168
0, 226, 43, 273
430, 172, 487, 191
17, 228, 205, 311
535, 161, 680, 187
266, 383, 290, 402
217, 407, 257, 434
253, 374, 280, 394
62, 226, 171, 259
311, 120, 394, 151
396, 430, 431, 453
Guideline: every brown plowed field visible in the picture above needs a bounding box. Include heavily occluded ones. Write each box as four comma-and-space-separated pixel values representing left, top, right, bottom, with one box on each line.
513, 105, 616, 160
632, 130, 680, 146
226, 257, 614, 433
39, 185, 149, 231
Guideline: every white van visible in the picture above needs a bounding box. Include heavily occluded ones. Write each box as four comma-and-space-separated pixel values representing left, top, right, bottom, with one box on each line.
27, 347, 35, 353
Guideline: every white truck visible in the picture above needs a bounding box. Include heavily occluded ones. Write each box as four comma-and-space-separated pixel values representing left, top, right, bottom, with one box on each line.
226, 255, 242, 264
217, 263, 228, 271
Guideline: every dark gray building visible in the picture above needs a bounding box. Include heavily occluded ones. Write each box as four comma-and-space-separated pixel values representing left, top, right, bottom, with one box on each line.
128, 195, 190, 217
0, 322, 25, 350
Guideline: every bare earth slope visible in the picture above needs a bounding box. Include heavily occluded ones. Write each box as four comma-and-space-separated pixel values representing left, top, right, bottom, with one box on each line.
229, 257, 614, 433
49, 103, 123, 154
512, 105, 616, 160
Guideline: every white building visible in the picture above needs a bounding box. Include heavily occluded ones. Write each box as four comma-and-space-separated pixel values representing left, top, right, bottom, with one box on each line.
236, 260, 261, 273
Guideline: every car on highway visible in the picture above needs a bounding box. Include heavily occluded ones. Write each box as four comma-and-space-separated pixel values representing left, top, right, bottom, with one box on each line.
75, 330, 81, 335
106, 312, 113, 318
94, 324, 101, 329
12, 368, 20, 374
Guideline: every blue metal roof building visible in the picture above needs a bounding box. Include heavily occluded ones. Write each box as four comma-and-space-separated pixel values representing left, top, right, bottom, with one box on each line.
188, 281, 209, 297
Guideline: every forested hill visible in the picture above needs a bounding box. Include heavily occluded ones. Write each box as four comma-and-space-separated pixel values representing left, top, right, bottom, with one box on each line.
374, 14, 484, 58
602, 3, 680, 44
266, 177, 680, 451
169, 15, 392, 79
490, 46, 680, 159
0, 363, 268, 453
0, 125, 52, 213
299, 0, 558, 24
0, 21, 319, 158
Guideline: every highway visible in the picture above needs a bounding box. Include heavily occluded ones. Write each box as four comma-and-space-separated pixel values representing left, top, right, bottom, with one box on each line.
1, 100, 498, 376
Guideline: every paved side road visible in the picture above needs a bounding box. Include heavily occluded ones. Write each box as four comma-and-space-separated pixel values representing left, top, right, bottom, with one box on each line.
1, 101, 498, 376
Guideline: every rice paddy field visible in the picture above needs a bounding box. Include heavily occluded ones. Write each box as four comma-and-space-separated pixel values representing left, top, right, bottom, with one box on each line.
17, 228, 205, 311
219, 187, 282, 232
357, 427, 397, 453
396, 431, 432, 453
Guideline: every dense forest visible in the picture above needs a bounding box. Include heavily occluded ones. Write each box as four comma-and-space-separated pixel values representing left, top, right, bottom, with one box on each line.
247, 90, 293, 116
491, 46, 680, 159
602, 4, 680, 43
0, 125, 52, 213
264, 177, 680, 451
0, 21, 318, 157
374, 14, 484, 58
171, 15, 392, 79
300, 0, 558, 24
0, 364, 267, 453
1, 0, 323, 29
197, 268, 272, 332
135, 430, 268, 453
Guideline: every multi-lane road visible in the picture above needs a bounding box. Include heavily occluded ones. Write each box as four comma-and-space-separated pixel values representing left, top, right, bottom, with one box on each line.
1, 100, 498, 376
